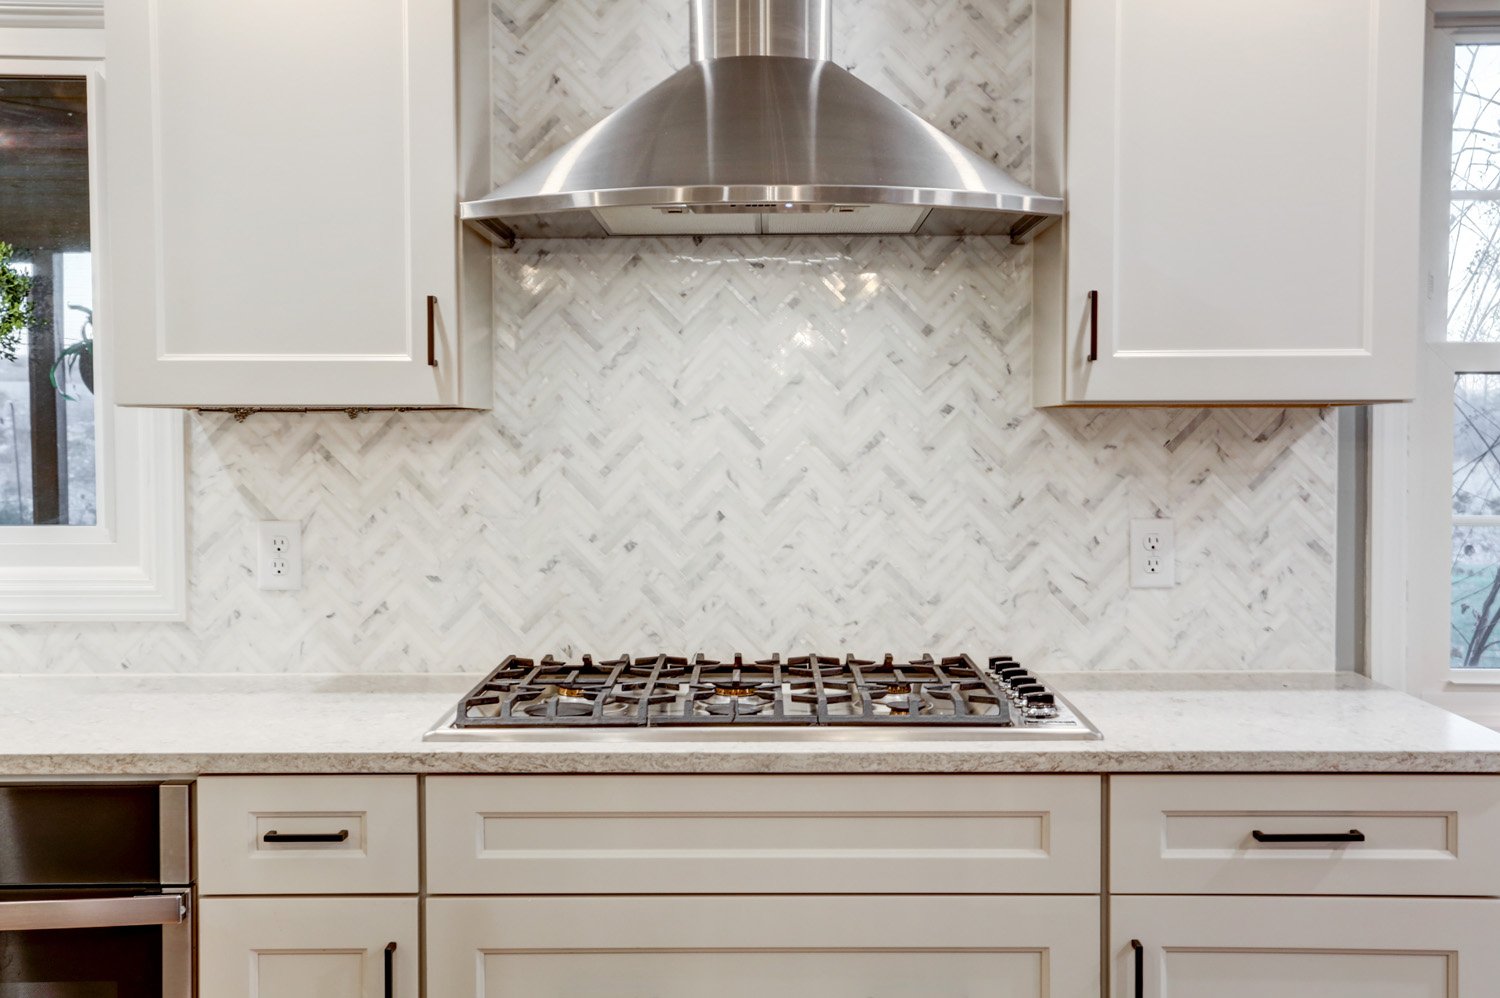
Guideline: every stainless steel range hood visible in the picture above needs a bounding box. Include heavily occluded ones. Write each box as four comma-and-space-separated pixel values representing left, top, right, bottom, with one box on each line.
461, 0, 1064, 244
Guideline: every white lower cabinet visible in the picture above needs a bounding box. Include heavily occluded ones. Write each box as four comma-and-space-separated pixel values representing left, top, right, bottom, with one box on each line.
1109, 775, 1500, 897
197, 775, 420, 895
426, 895, 1100, 998
198, 897, 418, 998
187, 774, 1500, 997
1111, 896, 1500, 997
425, 774, 1101, 895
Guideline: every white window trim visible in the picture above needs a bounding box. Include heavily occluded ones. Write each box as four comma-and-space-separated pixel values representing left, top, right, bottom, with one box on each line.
0, 11, 185, 621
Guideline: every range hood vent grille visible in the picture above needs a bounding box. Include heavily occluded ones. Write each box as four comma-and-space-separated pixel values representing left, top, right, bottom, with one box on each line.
594, 204, 930, 236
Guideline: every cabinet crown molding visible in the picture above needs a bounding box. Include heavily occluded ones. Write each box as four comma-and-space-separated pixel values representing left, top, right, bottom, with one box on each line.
0, 1, 102, 28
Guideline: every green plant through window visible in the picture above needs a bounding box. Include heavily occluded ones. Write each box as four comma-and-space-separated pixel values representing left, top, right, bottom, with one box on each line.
0, 241, 33, 363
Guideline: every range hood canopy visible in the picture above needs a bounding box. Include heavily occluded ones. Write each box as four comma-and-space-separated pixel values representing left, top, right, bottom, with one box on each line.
461, 0, 1064, 243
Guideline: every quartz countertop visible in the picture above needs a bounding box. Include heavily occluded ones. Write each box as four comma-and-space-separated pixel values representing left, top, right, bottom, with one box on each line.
1, 671, 1497, 776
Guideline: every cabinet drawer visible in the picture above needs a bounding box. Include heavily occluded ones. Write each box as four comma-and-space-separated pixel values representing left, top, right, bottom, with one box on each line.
426, 775, 1101, 894
1110, 775, 1500, 896
198, 776, 418, 895
428, 896, 1100, 998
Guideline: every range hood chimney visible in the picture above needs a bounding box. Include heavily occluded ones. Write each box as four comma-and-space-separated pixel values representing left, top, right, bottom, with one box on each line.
690, 0, 834, 61
461, 0, 1064, 243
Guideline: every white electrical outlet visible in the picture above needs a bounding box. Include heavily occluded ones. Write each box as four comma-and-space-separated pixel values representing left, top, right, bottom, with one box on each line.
257, 520, 302, 591
1130, 518, 1175, 589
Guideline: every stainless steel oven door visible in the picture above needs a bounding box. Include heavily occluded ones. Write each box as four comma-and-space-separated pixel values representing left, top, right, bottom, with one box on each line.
0, 889, 190, 998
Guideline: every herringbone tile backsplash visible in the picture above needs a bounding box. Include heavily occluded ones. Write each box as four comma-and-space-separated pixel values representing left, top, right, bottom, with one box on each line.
0, 0, 1336, 673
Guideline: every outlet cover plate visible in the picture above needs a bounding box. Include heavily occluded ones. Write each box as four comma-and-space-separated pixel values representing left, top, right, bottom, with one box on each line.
256, 520, 302, 591
1130, 518, 1175, 589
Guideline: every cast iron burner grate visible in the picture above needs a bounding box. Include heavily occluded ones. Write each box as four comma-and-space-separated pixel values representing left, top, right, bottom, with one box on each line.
451, 653, 1070, 730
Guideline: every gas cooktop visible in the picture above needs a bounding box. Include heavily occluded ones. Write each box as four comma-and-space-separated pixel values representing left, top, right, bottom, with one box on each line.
424, 653, 1101, 742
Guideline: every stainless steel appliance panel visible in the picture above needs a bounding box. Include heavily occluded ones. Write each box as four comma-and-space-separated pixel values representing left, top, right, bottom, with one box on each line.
0, 786, 170, 888
0, 785, 192, 998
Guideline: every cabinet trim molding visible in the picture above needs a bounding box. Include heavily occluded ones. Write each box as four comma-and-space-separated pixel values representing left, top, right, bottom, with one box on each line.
0, 1, 101, 29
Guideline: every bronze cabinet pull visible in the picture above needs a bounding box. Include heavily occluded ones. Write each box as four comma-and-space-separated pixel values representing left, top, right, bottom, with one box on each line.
1252, 829, 1365, 844
426, 296, 438, 368
1087, 290, 1099, 362
262, 829, 349, 843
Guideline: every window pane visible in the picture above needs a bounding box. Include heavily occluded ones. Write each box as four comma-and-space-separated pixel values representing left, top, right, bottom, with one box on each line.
0, 76, 95, 525
1446, 199, 1500, 342
1453, 374, 1500, 514
1453, 525, 1500, 668
1453, 44, 1500, 191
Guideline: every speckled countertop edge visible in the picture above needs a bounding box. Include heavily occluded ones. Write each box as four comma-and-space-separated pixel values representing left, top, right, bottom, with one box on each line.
1, 672, 1497, 776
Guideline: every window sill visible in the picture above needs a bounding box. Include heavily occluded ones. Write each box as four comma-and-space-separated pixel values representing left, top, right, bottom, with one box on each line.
1445, 672, 1500, 687
1420, 686, 1500, 732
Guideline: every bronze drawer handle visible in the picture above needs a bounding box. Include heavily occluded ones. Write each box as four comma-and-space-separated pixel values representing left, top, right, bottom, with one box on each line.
262, 829, 349, 843
1251, 829, 1365, 843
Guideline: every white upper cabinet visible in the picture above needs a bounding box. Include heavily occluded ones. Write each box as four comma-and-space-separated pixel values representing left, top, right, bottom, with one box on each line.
105, 0, 491, 408
1034, 0, 1425, 406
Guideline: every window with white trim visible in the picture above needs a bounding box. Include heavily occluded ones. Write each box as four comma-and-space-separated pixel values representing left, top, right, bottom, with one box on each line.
1444, 39, 1500, 668
0, 3, 184, 621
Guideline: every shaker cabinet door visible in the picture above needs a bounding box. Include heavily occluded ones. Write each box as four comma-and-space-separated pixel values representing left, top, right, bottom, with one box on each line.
425, 774, 1102, 895
427, 896, 1100, 998
1039, 0, 1424, 405
105, 0, 488, 408
1112, 896, 1500, 997
198, 898, 418, 998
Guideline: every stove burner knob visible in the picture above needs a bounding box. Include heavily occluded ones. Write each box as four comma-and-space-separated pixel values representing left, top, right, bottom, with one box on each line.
1009, 682, 1046, 701
998, 668, 1032, 684
988, 656, 1015, 668
1021, 692, 1060, 719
